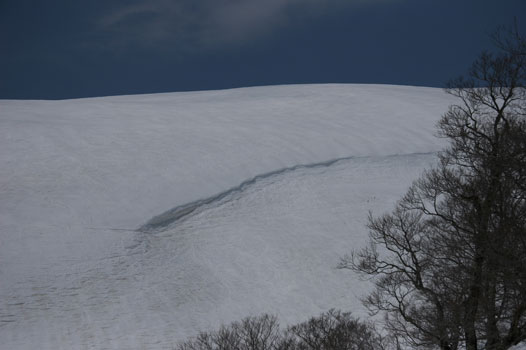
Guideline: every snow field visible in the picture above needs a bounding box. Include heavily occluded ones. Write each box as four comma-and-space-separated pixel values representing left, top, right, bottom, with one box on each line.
0, 84, 454, 349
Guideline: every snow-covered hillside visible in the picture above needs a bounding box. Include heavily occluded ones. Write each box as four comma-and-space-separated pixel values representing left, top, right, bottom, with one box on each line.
0, 84, 455, 349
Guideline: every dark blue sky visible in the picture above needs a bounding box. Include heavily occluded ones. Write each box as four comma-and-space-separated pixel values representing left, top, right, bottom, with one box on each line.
1, 0, 525, 99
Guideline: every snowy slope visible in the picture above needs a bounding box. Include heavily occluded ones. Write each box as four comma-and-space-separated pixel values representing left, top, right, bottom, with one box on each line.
0, 84, 454, 349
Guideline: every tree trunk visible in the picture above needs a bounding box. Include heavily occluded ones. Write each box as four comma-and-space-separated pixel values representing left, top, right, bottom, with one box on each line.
464, 253, 483, 350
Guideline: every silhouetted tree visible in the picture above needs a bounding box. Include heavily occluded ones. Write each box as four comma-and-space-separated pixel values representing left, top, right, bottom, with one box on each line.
287, 309, 388, 350
341, 27, 526, 350
177, 314, 282, 350
176, 310, 389, 350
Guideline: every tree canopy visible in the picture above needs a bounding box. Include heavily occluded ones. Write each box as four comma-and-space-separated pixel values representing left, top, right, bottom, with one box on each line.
341, 28, 526, 350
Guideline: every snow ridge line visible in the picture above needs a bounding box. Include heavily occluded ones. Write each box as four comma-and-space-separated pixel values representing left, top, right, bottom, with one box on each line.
139, 151, 437, 232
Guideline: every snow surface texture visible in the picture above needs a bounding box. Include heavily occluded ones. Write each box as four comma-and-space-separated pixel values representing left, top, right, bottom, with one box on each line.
1, 84, 455, 349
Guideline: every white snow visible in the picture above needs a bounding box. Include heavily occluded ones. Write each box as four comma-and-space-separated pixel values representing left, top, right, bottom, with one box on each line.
0, 84, 455, 349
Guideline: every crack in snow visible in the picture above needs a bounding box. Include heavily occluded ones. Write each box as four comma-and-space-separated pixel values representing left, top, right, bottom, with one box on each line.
140, 151, 436, 232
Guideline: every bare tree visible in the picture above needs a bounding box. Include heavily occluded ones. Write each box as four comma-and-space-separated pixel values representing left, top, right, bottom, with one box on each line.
341, 27, 526, 350
287, 309, 389, 350
176, 311, 389, 350
176, 314, 282, 350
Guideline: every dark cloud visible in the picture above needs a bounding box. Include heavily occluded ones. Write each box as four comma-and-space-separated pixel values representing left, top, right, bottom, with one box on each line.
2, 0, 525, 99
95, 0, 398, 52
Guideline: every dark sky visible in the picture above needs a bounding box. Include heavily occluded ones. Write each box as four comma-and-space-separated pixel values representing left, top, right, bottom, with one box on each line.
1, 0, 525, 99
